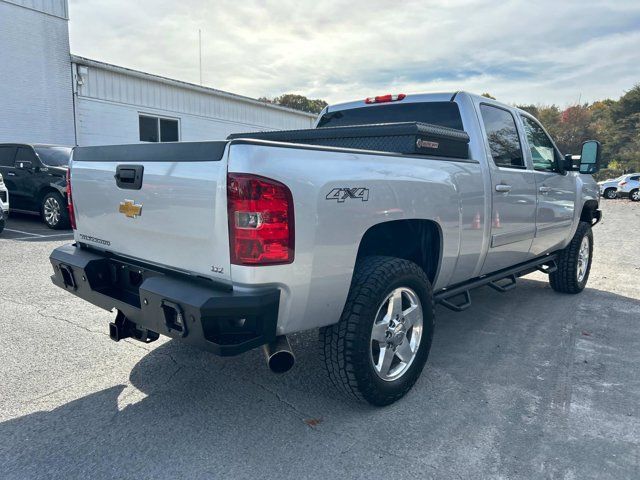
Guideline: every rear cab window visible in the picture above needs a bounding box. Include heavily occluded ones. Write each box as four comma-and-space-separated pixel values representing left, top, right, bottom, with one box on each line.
479, 104, 525, 169
316, 102, 464, 130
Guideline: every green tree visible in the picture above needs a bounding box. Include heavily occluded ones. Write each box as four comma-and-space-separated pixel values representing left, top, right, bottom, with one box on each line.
260, 94, 328, 114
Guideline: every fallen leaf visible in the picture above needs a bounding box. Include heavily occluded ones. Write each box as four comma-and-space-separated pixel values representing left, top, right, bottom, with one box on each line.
304, 418, 322, 428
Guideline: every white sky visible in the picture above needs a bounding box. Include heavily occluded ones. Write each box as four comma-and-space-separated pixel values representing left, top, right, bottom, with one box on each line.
68, 0, 640, 107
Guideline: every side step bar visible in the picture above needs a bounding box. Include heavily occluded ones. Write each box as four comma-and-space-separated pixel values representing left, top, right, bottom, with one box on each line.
435, 254, 558, 312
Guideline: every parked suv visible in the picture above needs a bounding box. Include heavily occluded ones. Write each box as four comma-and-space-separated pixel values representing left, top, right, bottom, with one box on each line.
0, 173, 8, 234
598, 175, 627, 199
617, 174, 640, 201
0, 144, 73, 229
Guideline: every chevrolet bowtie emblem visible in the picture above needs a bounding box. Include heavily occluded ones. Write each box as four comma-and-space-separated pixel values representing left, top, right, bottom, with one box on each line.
119, 200, 143, 218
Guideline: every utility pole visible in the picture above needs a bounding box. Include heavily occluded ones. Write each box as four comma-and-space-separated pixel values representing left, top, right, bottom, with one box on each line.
199, 29, 202, 86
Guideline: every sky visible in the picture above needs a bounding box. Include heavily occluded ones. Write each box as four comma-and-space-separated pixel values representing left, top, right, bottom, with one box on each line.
68, 0, 640, 107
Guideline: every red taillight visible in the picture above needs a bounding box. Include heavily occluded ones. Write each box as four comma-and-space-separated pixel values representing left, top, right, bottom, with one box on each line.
66, 168, 76, 230
227, 173, 294, 265
364, 93, 406, 104
619, 181, 627, 186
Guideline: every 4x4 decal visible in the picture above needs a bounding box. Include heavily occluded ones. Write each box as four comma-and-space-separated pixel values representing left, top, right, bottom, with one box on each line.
326, 187, 369, 203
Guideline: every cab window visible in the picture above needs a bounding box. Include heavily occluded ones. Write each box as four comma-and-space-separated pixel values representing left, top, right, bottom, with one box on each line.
16, 147, 38, 164
521, 116, 560, 172
479, 105, 525, 169
0, 146, 17, 167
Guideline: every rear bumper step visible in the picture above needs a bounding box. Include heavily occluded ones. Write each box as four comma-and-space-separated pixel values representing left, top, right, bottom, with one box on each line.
50, 244, 280, 356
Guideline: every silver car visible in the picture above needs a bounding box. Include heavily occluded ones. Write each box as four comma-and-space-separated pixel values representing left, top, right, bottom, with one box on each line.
617, 173, 640, 201
598, 175, 626, 199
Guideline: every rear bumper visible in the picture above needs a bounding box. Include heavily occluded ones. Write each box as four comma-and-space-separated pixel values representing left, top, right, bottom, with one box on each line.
49, 244, 280, 356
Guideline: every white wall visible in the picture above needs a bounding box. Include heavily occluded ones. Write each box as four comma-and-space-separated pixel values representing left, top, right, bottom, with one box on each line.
0, 0, 75, 145
76, 97, 297, 146
3, 0, 68, 18
73, 59, 316, 146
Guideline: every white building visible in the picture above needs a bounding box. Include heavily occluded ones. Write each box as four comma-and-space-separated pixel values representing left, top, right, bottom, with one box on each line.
0, 0, 316, 147
0, 0, 76, 145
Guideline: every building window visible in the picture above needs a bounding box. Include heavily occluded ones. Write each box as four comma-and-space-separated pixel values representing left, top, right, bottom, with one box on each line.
139, 115, 179, 142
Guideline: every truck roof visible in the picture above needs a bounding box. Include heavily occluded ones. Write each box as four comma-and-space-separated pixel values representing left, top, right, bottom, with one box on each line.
324, 91, 521, 116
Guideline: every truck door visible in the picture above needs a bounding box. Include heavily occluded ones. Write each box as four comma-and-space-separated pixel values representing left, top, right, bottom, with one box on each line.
519, 115, 576, 255
478, 104, 537, 275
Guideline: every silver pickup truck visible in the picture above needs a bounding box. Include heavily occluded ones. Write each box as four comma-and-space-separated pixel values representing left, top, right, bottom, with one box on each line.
50, 92, 602, 405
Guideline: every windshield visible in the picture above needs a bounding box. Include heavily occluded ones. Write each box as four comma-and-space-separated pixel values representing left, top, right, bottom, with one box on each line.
317, 101, 464, 130
35, 147, 72, 167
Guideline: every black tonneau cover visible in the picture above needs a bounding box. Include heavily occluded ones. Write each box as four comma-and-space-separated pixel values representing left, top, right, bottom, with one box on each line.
227, 122, 470, 159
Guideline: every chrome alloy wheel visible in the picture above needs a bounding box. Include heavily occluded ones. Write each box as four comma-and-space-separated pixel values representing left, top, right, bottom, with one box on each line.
631, 190, 640, 201
577, 236, 590, 283
44, 196, 61, 226
370, 287, 423, 382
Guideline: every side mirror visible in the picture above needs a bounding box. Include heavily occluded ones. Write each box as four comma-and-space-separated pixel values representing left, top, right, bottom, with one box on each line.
579, 140, 601, 174
16, 160, 33, 171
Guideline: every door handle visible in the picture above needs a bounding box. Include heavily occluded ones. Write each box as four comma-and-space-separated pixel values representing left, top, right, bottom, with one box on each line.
6, 172, 16, 176
495, 184, 512, 193
539, 186, 552, 194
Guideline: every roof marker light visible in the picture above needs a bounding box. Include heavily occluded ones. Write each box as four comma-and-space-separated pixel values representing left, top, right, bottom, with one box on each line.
364, 93, 406, 104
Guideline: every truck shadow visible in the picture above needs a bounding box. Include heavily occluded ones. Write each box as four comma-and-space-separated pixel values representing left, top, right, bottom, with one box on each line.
2, 277, 639, 478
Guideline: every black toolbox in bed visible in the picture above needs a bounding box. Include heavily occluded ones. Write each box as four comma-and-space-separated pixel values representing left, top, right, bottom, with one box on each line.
227, 122, 470, 159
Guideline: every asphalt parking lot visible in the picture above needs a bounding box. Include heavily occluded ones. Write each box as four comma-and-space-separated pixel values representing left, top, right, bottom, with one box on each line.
1, 201, 639, 480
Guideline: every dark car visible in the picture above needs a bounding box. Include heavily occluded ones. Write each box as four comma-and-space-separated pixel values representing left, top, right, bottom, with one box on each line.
0, 144, 73, 229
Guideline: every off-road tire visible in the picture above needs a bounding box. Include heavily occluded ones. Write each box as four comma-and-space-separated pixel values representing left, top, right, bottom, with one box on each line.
319, 256, 435, 406
41, 191, 70, 230
630, 189, 640, 202
603, 188, 617, 200
549, 221, 593, 294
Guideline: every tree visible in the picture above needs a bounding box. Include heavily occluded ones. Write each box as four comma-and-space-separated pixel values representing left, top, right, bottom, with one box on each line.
555, 105, 596, 154
259, 94, 328, 114
515, 104, 539, 117
481, 93, 496, 100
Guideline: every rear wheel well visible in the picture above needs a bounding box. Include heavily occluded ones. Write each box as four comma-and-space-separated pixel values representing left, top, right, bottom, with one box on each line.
355, 220, 441, 283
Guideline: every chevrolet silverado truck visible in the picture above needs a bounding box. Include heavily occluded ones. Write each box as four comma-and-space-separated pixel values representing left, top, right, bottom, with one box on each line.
50, 92, 602, 406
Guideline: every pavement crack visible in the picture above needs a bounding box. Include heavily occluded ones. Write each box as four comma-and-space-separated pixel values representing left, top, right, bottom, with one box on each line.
250, 380, 310, 422
36, 307, 101, 335
33, 305, 153, 354
24, 384, 73, 405
163, 366, 183, 386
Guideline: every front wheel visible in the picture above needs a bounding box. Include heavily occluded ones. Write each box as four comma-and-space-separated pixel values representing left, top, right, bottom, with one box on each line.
319, 256, 435, 406
603, 188, 617, 200
549, 221, 593, 294
630, 189, 640, 202
41, 192, 69, 230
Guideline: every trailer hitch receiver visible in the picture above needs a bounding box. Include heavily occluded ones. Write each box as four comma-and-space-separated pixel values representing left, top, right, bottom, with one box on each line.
161, 300, 188, 337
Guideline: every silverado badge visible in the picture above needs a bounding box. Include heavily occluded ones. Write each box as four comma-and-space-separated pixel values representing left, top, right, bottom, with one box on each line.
119, 200, 143, 218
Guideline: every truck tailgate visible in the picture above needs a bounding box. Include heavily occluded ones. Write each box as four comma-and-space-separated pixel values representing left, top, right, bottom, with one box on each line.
70, 142, 231, 283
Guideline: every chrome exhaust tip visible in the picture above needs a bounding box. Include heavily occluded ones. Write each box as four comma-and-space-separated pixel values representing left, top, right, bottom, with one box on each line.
262, 335, 295, 374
